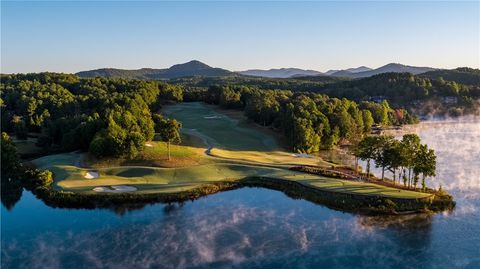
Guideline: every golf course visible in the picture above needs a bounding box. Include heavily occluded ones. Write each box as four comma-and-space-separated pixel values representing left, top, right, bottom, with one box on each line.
25, 102, 451, 214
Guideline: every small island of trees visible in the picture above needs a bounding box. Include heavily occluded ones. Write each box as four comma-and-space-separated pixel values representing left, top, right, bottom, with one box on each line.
353, 134, 436, 191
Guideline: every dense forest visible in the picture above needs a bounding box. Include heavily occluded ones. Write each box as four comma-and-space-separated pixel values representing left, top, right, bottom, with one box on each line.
419, 67, 480, 86
322, 71, 480, 105
1, 73, 183, 158
184, 85, 416, 152
173, 68, 480, 116
1, 73, 416, 160
170, 74, 347, 92
3, 68, 477, 166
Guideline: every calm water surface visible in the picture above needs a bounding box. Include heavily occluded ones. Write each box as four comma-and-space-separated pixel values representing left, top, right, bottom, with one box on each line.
2, 119, 479, 269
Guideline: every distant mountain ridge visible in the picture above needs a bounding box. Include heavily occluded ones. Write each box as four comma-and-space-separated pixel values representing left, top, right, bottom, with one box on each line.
237, 68, 324, 78
329, 63, 437, 78
76, 60, 445, 80
76, 60, 232, 79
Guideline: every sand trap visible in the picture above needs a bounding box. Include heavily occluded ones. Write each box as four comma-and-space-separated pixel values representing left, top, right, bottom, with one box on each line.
145, 143, 153, 147
293, 153, 314, 158
204, 115, 222, 119
92, 185, 138, 193
84, 171, 99, 179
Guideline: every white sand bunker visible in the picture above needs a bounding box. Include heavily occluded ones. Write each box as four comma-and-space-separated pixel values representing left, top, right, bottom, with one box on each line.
92, 185, 138, 193
145, 143, 153, 147
293, 153, 314, 158
84, 171, 99, 179
204, 115, 222, 119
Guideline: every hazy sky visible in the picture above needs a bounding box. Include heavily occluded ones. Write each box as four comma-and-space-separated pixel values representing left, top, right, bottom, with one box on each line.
1, 1, 479, 73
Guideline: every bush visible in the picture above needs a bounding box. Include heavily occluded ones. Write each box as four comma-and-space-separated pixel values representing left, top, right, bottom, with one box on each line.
35, 170, 53, 187
21, 168, 53, 190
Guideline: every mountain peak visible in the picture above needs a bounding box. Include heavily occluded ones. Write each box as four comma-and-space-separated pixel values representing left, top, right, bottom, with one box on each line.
383, 63, 404, 67
169, 60, 212, 70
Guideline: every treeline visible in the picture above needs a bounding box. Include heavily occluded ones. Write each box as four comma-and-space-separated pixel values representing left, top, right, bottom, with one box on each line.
420, 67, 480, 86
322, 72, 480, 107
185, 85, 417, 153
174, 70, 480, 116
170, 75, 348, 92
1, 73, 183, 158
1, 132, 53, 209
353, 134, 436, 190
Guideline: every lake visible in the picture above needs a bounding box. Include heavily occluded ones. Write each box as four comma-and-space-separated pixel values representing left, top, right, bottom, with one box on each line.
2, 119, 479, 269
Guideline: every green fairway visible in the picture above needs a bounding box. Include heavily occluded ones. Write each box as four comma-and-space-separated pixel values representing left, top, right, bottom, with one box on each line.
162, 102, 279, 151
32, 152, 431, 199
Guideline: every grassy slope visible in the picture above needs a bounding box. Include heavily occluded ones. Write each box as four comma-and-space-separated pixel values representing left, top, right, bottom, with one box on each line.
88, 141, 210, 168
31, 102, 431, 200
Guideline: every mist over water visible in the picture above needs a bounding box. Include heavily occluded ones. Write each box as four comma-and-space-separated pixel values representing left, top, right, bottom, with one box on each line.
398, 119, 480, 193
2, 119, 480, 269
366, 118, 480, 214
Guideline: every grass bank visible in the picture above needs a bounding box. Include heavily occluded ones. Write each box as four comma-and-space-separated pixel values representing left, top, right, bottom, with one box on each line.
25, 174, 454, 215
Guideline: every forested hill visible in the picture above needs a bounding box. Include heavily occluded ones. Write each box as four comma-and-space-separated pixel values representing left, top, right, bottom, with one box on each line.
171, 69, 480, 116
76, 60, 233, 80
419, 67, 480, 86
321, 72, 480, 100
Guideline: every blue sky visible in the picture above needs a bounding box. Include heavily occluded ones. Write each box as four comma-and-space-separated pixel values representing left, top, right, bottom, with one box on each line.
1, 1, 479, 73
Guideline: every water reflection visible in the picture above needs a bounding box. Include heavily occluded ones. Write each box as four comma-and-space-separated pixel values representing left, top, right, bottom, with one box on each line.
2, 186, 479, 269
357, 213, 433, 231
1, 179, 23, 210
111, 203, 149, 216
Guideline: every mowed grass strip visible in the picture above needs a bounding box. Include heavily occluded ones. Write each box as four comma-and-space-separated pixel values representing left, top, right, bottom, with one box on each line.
32, 152, 431, 199
210, 148, 332, 167
282, 175, 431, 199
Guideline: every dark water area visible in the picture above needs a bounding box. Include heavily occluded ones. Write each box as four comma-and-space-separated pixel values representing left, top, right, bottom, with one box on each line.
2, 120, 480, 269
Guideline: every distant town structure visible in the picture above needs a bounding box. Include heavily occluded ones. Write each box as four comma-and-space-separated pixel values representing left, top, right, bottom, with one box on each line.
369, 96, 387, 103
